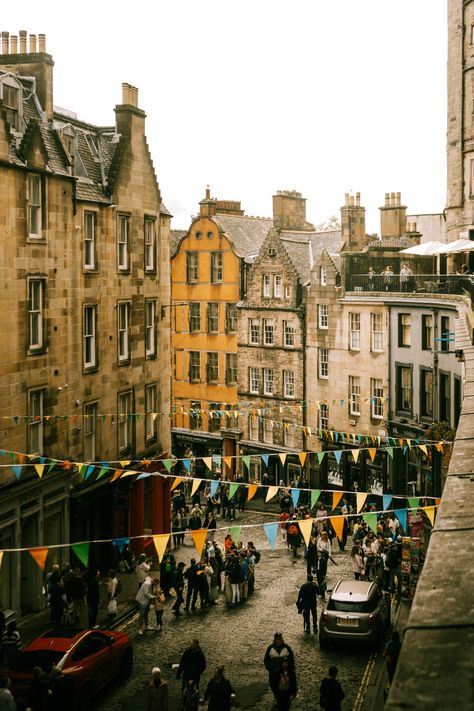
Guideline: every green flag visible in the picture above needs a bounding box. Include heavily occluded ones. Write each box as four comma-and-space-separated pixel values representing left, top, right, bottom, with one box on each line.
408, 497, 419, 511
71, 543, 89, 568
97, 467, 108, 480
310, 489, 322, 509
386, 447, 393, 459
229, 526, 241, 543
242, 456, 251, 470
228, 483, 239, 500
163, 459, 172, 472
316, 452, 326, 464
362, 513, 378, 535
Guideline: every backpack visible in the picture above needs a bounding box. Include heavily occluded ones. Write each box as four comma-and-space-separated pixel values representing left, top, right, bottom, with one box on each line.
288, 524, 298, 537
116, 577, 122, 595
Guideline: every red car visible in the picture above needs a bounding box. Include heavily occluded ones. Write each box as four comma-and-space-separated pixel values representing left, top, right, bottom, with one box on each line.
8, 628, 133, 710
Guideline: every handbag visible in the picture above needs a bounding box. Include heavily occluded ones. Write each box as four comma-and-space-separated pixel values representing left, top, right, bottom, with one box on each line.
107, 598, 118, 615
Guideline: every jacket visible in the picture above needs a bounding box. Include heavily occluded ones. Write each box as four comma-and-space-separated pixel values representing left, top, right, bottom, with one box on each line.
177, 646, 206, 681
297, 581, 319, 608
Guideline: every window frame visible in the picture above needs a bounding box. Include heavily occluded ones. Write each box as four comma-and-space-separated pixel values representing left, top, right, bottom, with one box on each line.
319, 403, 329, 430
189, 351, 201, 382
263, 318, 275, 346
420, 367, 433, 419
207, 303, 219, 334
2, 79, 21, 130
283, 370, 295, 398
396, 363, 413, 414
274, 274, 282, 298
283, 321, 295, 348
208, 403, 221, 433
207, 352, 219, 383
319, 347, 329, 379
210, 251, 223, 283
144, 218, 156, 273
27, 277, 45, 352
318, 304, 328, 330
370, 378, 384, 419
225, 303, 237, 333
249, 415, 259, 441
263, 419, 273, 444
398, 313, 411, 348
28, 389, 44, 455
349, 375, 361, 416
117, 302, 131, 363
249, 318, 260, 345
225, 353, 238, 384
349, 312, 361, 350
145, 384, 157, 442
189, 302, 201, 333
118, 391, 132, 452
83, 211, 96, 270
84, 402, 98, 461
145, 299, 157, 358
83, 304, 98, 370
320, 266, 327, 286
440, 316, 450, 353
186, 252, 199, 284
249, 366, 260, 394
189, 401, 202, 431
263, 274, 271, 298
27, 174, 42, 239
371, 312, 383, 352
422, 314, 433, 350
263, 367, 274, 395
117, 214, 130, 272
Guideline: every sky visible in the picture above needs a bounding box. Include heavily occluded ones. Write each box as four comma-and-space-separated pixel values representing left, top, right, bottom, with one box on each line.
2, 1, 448, 233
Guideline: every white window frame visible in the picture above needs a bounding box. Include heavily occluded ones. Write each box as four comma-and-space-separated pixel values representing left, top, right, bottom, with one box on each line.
263, 319, 275, 346
349, 312, 361, 350
27, 174, 42, 238
283, 370, 295, 398
285, 285, 292, 299
371, 312, 383, 352
83, 304, 97, 369
117, 215, 129, 271
371, 378, 384, 419
118, 391, 132, 451
145, 300, 156, 357
249, 366, 260, 394
84, 402, 98, 460
349, 375, 361, 416
145, 384, 157, 441
249, 416, 259, 441
319, 348, 329, 379
318, 304, 328, 330
274, 275, 282, 298
283, 321, 295, 347
283, 421, 295, 448
263, 274, 271, 297
144, 218, 156, 272
319, 403, 329, 430
263, 419, 273, 444
84, 211, 96, 270
186, 252, 198, 283
263, 368, 274, 395
249, 319, 260, 345
29, 389, 44, 455
118, 302, 130, 362
28, 277, 44, 350
320, 266, 327, 286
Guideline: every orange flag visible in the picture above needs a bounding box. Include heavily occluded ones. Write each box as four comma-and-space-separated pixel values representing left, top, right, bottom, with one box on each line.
435, 498, 441, 506
423, 506, 436, 527
152, 534, 170, 562
223, 457, 233, 473
0, 552, 3, 569
368, 448, 376, 462
298, 452, 307, 467
265, 486, 279, 503
332, 491, 343, 510
247, 484, 258, 502
111, 470, 122, 482
356, 493, 367, 513
170, 477, 183, 492
298, 518, 313, 546
330, 516, 345, 543
191, 529, 208, 559
29, 547, 49, 571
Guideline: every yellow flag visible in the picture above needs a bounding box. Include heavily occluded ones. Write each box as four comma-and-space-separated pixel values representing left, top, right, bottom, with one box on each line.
418, 444, 428, 456
423, 506, 436, 527
152, 534, 170, 562
265, 486, 279, 503
352, 449, 360, 463
332, 491, 343, 510
191, 529, 208, 558
330, 516, 345, 543
34, 464, 45, 478
298, 452, 307, 467
247, 484, 258, 502
120, 460, 131, 468
191, 478, 202, 496
279, 453, 287, 466
356, 493, 367, 513
298, 518, 313, 546
170, 477, 183, 492
0, 552, 3, 569
202, 458, 212, 471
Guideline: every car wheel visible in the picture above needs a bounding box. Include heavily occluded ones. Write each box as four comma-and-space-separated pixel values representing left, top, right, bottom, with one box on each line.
119, 647, 133, 679
77, 682, 92, 711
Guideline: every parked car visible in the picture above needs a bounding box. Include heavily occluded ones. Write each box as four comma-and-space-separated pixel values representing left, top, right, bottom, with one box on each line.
319, 579, 391, 648
8, 627, 133, 710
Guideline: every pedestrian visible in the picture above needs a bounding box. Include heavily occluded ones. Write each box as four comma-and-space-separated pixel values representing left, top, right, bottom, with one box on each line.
176, 638, 206, 690
203, 665, 235, 711
384, 631, 402, 683
65, 566, 86, 623
226, 552, 241, 607
47, 663, 74, 711
274, 659, 297, 711
386, 541, 402, 595
86, 570, 100, 628
48, 572, 66, 627
306, 534, 318, 576
264, 632, 295, 702
160, 551, 176, 598
381, 265, 394, 291
146, 667, 168, 711
0, 676, 16, 711
106, 569, 119, 617
317, 531, 331, 597
172, 562, 186, 616
135, 554, 151, 590
204, 511, 217, 542
30, 666, 49, 711
151, 582, 165, 631
136, 574, 157, 635
319, 666, 345, 711
181, 679, 201, 711
184, 559, 199, 612
296, 575, 319, 634
286, 518, 301, 558
350, 545, 365, 580
368, 266, 375, 290
0, 603, 5, 665
2, 622, 21, 668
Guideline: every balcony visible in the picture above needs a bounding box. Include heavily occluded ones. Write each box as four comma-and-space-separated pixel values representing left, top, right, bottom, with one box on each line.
346, 273, 474, 298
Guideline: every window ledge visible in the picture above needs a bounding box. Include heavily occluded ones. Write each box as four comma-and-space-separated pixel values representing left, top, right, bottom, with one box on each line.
83, 365, 99, 374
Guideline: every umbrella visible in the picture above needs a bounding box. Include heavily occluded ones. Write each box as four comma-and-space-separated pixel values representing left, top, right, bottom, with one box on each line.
399, 240, 448, 256
448, 238, 474, 254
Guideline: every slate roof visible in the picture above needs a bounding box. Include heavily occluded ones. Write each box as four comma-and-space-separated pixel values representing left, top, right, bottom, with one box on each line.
215, 213, 273, 259
170, 229, 187, 255
280, 229, 343, 284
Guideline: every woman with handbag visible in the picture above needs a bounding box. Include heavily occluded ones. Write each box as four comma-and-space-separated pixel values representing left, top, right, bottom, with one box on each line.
106, 569, 118, 617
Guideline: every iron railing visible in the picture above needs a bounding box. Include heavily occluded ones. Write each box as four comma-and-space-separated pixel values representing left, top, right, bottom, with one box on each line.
346, 273, 474, 296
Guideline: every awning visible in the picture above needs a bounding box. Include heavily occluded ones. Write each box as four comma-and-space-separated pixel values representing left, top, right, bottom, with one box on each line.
399, 240, 448, 256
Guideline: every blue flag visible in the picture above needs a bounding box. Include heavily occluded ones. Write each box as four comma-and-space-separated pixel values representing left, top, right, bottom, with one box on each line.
261, 454, 269, 467
182, 459, 191, 472
112, 537, 130, 553
291, 488, 300, 510
210, 480, 219, 497
263, 522, 279, 551
397, 508, 407, 533
382, 494, 392, 511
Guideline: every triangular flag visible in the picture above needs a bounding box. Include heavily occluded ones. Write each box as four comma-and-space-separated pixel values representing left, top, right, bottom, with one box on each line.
330, 516, 345, 543
279, 453, 287, 466
71, 543, 89, 568
163, 459, 172, 472
47, 459, 57, 474
153, 534, 170, 563
368, 448, 376, 462
386, 447, 393, 459
397, 509, 408, 532
210, 480, 219, 497
34, 464, 45, 478
334, 450, 342, 465
418, 444, 428, 456
29, 547, 49, 571
362, 513, 378, 535
171, 477, 183, 492
317, 452, 326, 464
191, 529, 208, 559
85, 465, 95, 480
332, 491, 343, 510
408, 497, 419, 511
229, 526, 241, 543
352, 449, 360, 463
435, 498, 441, 506
228, 483, 239, 500
356, 493, 368, 513
291, 488, 301, 509
263, 522, 279, 550
12, 465, 21, 480
202, 457, 212, 471
423, 506, 436, 527
310, 489, 321, 509
242, 456, 251, 470
261, 454, 269, 467
223, 456, 233, 472
212, 454, 222, 466
112, 537, 130, 553
298, 452, 307, 467
191, 478, 202, 496
265, 486, 279, 503
435, 442, 444, 454
97, 466, 108, 480
0, 552, 3, 569
298, 518, 313, 546
120, 460, 131, 468
247, 484, 258, 502
182, 459, 191, 472
110, 470, 122, 482
382, 494, 392, 511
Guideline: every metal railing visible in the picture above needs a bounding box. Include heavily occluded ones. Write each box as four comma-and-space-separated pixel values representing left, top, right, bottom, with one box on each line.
346, 273, 474, 296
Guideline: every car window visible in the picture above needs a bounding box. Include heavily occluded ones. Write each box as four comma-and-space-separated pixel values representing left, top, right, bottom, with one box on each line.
71, 633, 108, 661
9, 650, 64, 672
327, 597, 378, 613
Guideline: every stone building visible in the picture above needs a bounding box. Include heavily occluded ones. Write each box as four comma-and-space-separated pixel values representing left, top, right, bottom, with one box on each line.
0, 32, 171, 614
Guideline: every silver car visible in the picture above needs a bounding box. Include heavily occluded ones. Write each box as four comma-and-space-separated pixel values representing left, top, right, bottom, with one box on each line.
319, 579, 391, 648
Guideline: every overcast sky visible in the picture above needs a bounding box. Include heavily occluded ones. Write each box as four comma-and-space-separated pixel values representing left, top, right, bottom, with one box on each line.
2, 1, 447, 233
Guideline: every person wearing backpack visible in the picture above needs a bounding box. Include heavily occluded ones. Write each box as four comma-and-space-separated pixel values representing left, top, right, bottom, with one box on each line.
319, 666, 345, 711
287, 519, 301, 558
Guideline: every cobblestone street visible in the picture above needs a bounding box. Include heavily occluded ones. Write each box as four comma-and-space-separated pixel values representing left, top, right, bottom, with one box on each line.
94, 510, 372, 710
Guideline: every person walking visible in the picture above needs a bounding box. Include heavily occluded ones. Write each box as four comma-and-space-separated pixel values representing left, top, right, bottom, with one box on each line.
319, 666, 345, 711
136, 554, 151, 590
172, 562, 186, 616
384, 631, 402, 683
296, 575, 319, 634
203, 665, 235, 711
0, 676, 17, 711
181, 679, 201, 711
176, 638, 206, 691
151, 582, 165, 631
86, 570, 100, 628
106, 569, 119, 618
48, 572, 66, 627
65, 567, 86, 624
274, 659, 297, 711
146, 667, 168, 711
184, 559, 199, 612
136, 574, 157, 635
350, 545, 365, 580
2, 622, 22, 668
264, 632, 295, 702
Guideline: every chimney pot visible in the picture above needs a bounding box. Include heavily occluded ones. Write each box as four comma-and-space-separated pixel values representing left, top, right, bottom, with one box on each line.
122, 82, 130, 105
1, 31, 9, 54
344, 193, 350, 206
38, 34, 46, 52
132, 86, 139, 107
10, 35, 18, 53
396, 191, 401, 206
390, 192, 395, 206
355, 192, 360, 206
206, 185, 210, 200
19, 30, 27, 53
30, 34, 37, 53
385, 193, 389, 207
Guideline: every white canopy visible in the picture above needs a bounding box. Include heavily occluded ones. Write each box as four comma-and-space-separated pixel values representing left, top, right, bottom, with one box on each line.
444, 238, 474, 253
399, 240, 447, 256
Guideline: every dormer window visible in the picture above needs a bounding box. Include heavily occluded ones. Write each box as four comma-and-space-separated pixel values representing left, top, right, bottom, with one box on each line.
61, 124, 87, 177
0, 75, 22, 131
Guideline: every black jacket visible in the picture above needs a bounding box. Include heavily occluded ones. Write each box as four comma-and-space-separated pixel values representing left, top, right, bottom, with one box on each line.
177, 646, 206, 681
297, 581, 319, 608
320, 676, 345, 711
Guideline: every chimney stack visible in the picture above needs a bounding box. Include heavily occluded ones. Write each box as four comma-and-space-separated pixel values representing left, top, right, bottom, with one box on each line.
19, 30, 27, 53
29, 34, 37, 53
1, 32, 9, 54
272, 190, 310, 230
10, 35, 17, 53
340, 191, 366, 251
380, 191, 407, 239
38, 34, 46, 53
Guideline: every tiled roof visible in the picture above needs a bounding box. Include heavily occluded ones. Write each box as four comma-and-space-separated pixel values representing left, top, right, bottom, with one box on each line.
170, 229, 188, 255
280, 229, 343, 284
215, 213, 273, 258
